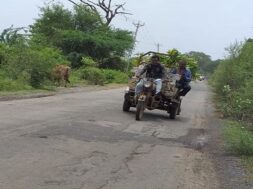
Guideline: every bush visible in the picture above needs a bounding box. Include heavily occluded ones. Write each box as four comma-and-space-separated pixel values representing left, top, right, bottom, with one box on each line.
29, 67, 48, 88
0, 79, 31, 91
223, 121, 253, 155
80, 67, 105, 85
99, 56, 127, 71
67, 52, 83, 68
79, 67, 128, 85
81, 56, 97, 67
102, 69, 128, 84
0, 41, 69, 89
212, 41, 253, 123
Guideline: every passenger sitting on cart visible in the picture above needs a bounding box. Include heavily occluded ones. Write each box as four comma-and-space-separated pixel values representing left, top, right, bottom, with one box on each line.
171, 60, 192, 97
134, 61, 146, 77
135, 55, 166, 98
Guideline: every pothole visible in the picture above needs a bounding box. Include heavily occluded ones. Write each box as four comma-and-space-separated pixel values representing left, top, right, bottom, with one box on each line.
158, 128, 209, 151
177, 128, 209, 150
39, 135, 48, 139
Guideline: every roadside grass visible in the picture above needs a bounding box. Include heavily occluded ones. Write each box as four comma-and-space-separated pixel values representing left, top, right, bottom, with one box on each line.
223, 121, 253, 156
0, 79, 32, 92
223, 120, 253, 176
0, 69, 128, 97
70, 68, 129, 86
69, 69, 88, 87
0, 78, 56, 96
242, 156, 253, 174
0, 87, 56, 97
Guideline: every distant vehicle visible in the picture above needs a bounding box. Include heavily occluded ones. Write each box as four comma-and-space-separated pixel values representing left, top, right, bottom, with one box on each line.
199, 75, 205, 81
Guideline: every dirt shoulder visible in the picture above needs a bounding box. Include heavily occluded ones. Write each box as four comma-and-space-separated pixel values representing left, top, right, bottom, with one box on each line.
205, 92, 253, 189
0, 83, 126, 101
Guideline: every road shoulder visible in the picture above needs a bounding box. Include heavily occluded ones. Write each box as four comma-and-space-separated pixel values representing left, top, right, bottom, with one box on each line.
0, 84, 126, 101
205, 92, 253, 189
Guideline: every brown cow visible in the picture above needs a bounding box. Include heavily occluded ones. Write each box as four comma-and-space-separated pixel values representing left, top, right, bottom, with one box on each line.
52, 64, 71, 87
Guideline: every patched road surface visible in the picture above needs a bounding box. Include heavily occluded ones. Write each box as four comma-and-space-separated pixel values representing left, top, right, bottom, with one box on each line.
0, 82, 220, 189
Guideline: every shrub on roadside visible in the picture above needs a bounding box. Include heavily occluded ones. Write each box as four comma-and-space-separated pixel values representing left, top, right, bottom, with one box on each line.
0, 41, 69, 89
102, 69, 128, 84
0, 79, 32, 91
67, 52, 83, 68
79, 67, 128, 85
223, 121, 253, 156
99, 56, 127, 71
81, 56, 97, 68
80, 67, 105, 85
212, 41, 253, 123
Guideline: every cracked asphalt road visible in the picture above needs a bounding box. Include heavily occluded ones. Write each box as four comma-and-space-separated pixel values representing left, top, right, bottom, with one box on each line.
0, 82, 220, 189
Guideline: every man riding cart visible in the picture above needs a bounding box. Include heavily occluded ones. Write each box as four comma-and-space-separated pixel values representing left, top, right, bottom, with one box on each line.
123, 51, 192, 120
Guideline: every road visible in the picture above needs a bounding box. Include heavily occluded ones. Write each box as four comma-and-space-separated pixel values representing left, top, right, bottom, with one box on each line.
0, 82, 220, 189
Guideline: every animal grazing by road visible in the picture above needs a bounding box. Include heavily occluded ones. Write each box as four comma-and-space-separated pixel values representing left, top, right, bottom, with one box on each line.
51, 64, 71, 87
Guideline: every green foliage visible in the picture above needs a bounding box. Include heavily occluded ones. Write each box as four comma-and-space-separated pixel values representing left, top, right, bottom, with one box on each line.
160, 49, 199, 79
187, 51, 220, 75
212, 40, 253, 122
0, 37, 69, 90
31, 3, 134, 63
164, 49, 181, 66
31, 4, 73, 39
102, 69, 128, 84
0, 78, 32, 91
79, 67, 128, 85
242, 156, 253, 174
100, 56, 127, 71
0, 26, 28, 46
81, 56, 97, 67
0, 2, 135, 91
73, 5, 103, 32
0, 43, 7, 65
80, 67, 105, 85
66, 52, 83, 68
68, 69, 87, 86
131, 49, 199, 79
223, 121, 253, 155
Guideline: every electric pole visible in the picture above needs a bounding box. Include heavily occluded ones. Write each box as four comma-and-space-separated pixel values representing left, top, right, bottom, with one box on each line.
155, 43, 162, 52
133, 21, 145, 42
125, 21, 145, 72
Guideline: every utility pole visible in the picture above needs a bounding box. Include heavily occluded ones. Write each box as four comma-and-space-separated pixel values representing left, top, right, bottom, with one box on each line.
133, 21, 145, 42
125, 21, 145, 72
155, 43, 162, 52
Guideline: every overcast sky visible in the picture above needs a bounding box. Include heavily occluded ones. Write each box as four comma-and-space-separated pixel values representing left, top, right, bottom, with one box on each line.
1, 0, 253, 60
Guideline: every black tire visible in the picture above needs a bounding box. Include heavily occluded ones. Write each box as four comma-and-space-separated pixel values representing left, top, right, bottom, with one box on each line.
123, 99, 131, 112
169, 103, 178, 119
136, 101, 144, 121
177, 100, 182, 115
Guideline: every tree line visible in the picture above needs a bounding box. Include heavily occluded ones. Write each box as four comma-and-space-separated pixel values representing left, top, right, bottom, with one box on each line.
0, 1, 211, 91
0, 2, 134, 90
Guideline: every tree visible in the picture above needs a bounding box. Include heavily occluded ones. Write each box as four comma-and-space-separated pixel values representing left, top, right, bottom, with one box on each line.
31, 4, 73, 43
187, 51, 219, 75
66, 0, 131, 26
30, 3, 134, 68
73, 5, 103, 31
161, 49, 199, 79
0, 26, 28, 46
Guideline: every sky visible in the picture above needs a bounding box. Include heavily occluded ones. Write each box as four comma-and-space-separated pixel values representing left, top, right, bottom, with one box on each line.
1, 0, 253, 60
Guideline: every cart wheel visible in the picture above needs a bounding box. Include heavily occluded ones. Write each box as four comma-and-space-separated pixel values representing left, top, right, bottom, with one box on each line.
136, 101, 144, 120
123, 99, 131, 112
169, 103, 178, 119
